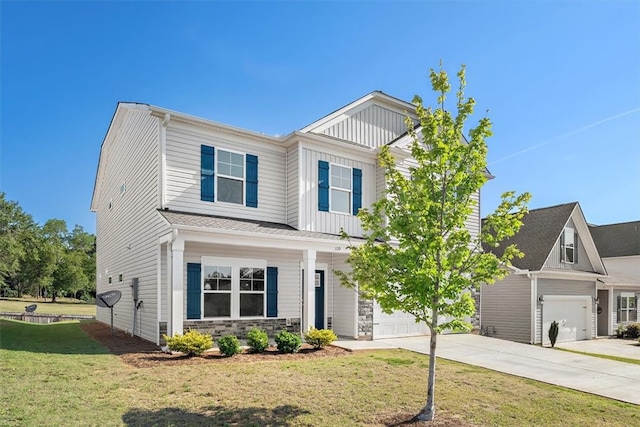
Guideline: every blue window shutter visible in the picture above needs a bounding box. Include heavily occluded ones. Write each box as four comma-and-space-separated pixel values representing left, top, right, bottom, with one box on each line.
246, 154, 258, 208
201, 145, 215, 202
318, 160, 329, 212
186, 263, 201, 320
352, 168, 362, 215
266, 266, 278, 318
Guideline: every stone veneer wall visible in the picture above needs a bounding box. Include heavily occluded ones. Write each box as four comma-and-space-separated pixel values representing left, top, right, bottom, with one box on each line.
357, 298, 373, 340
471, 287, 480, 331
159, 318, 302, 342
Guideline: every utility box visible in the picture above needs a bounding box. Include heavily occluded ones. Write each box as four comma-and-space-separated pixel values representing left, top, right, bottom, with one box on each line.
131, 278, 139, 300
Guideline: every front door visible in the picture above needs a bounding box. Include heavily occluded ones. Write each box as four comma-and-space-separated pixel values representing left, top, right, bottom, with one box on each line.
315, 270, 325, 329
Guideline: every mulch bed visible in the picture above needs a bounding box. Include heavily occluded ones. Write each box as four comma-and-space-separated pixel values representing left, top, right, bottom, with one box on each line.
80, 321, 350, 368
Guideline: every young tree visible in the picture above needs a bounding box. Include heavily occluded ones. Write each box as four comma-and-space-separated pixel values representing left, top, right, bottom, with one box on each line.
337, 65, 530, 421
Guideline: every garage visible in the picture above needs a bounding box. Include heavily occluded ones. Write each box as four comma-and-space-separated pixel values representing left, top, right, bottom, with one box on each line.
541, 295, 592, 346
373, 301, 429, 339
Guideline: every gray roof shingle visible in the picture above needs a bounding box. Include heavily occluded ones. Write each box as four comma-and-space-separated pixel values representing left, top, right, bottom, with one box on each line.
158, 210, 362, 242
589, 221, 640, 258
483, 202, 578, 271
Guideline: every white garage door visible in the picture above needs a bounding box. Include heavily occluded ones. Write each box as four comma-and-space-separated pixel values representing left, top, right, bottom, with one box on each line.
373, 301, 429, 339
542, 295, 592, 346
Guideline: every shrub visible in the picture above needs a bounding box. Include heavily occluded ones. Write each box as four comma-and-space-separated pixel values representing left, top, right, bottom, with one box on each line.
162, 329, 213, 357
218, 334, 241, 356
246, 327, 269, 353
624, 323, 640, 339
274, 330, 302, 353
616, 324, 627, 338
548, 321, 559, 348
304, 328, 337, 349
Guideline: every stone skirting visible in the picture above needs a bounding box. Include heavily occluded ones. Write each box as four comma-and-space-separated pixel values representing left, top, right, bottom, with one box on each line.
160, 318, 302, 341
357, 298, 373, 340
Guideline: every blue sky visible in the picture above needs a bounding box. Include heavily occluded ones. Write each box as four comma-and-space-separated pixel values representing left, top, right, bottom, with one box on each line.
2, 1, 639, 235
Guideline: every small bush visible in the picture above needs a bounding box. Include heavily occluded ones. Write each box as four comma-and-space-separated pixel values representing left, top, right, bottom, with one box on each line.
624, 323, 640, 339
247, 327, 269, 353
274, 330, 302, 354
548, 321, 559, 348
304, 328, 337, 349
162, 329, 213, 357
218, 334, 241, 356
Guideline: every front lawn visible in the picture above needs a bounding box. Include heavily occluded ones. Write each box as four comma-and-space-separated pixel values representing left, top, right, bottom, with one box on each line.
1, 319, 638, 426
0, 297, 96, 316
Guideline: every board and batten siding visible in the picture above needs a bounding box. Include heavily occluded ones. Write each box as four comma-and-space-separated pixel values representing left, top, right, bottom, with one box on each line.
535, 279, 597, 343
544, 219, 594, 271
298, 147, 376, 237
480, 275, 532, 343
286, 144, 299, 228
164, 121, 286, 223
95, 108, 169, 343
315, 104, 409, 148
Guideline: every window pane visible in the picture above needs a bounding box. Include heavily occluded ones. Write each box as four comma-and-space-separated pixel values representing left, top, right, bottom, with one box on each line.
230, 164, 244, 178
253, 280, 264, 291
218, 177, 243, 204
565, 247, 574, 263
204, 293, 231, 317
240, 267, 252, 279
231, 152, 244, 167
219, 267, 232, 278
253, 268, 264, 280
622, 298, 628, 309
331, 189, 350, 213
218, 150, 230, 164
331, 165, 351, 190
218, 162, 231, 176
630, 298, 636, 309
240, 294, 264, 317
240, 279, 251, 291
219, 279, 231, 291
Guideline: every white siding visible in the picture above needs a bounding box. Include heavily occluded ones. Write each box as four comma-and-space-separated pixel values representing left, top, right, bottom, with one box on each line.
480, 275, 532, 343
544, 219, 594, 271
317, 104, 408, 148
329, 254, 357, 338
603, 256, 640, 281
164, 122, 286, 223
95, 108, 169, 343
299, 147, 376, 237
286, 144, 299, 228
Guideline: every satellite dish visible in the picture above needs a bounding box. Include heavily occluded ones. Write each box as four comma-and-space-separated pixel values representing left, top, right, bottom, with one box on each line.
25, 304, 37, 313
96, 290, 122, 308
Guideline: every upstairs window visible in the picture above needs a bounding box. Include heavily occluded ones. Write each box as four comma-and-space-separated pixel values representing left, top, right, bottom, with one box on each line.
330, 164, 352, 214
201, 145, 258, 207
560, 227, 577, 264
318, 160, 362, 215
217, 150, 244, 205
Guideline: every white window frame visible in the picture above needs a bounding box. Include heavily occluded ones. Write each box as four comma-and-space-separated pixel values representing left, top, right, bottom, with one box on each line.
202, 265, 233, 318
561, 227, 576, 264
201, 256, 267, 319
215, 148, 245, 205
619, 292, 637, 323
329, 163, 352, 215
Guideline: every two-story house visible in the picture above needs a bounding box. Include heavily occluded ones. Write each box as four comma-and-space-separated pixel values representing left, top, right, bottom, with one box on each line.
91, 91, 481, 344
480, 202, 640, 345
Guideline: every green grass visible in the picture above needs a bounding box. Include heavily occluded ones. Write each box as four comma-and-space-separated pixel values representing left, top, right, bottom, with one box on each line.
1, 319, 639, 427
0, 297, 96, 316
556, 347, 640, 366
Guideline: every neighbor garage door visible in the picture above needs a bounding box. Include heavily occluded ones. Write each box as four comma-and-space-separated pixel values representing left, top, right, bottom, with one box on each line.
373, 301, 429, 339
542, 295, 592, 346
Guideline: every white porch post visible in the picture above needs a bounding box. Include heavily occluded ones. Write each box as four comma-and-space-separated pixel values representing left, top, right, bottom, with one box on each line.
170, 238, 185, 336
302, 249, 316, 332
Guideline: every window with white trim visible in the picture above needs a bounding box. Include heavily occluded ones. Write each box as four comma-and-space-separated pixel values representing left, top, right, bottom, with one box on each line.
561, 227, 577, 264
217, 149, 244, 204
201, 257, 266, 319
330, 164, 352, 214
619, 292, 637, 323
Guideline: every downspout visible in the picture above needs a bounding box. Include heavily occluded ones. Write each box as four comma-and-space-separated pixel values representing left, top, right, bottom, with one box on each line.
527, 272, 537, 344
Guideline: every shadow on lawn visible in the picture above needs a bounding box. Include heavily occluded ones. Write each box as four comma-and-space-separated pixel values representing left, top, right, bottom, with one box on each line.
122, 404, 311, 426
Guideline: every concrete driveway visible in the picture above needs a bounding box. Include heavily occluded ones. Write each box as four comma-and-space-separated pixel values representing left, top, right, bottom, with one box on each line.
336, 334, 640, 405
556, 337, 640, 361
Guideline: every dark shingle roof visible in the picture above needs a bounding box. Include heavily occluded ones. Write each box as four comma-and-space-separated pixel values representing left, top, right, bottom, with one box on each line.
158, 210, 362, 242
589, 221, 640, 258
483, 202, 578, 271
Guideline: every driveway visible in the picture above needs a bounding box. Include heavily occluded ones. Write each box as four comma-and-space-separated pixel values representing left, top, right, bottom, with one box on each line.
335, 334, 640, 405
556, 337, 640, 361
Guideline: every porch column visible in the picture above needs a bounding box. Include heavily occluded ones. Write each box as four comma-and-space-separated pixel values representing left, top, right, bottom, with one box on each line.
165, 242, 173, 337
169, 238, 185, 336
302, 249, 316, 332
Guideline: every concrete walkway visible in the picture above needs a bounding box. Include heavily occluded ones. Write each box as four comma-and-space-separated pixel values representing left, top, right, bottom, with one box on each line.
335, 334, 640, 405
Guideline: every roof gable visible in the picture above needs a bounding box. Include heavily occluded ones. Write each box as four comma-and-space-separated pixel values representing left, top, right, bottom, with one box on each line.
485, 202, 605, 273
299, 91, 417, 148
589, 221, 640, 257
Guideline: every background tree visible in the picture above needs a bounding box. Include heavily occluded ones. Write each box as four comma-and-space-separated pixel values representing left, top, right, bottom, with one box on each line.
337, 65, 530, 421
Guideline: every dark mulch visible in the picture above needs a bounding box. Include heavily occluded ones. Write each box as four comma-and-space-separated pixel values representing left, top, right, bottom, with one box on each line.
80, 321, 350, 368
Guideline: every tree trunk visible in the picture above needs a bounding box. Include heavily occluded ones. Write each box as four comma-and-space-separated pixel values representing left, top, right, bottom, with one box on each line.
51, 290, 57, 303
416, 308, 439, 421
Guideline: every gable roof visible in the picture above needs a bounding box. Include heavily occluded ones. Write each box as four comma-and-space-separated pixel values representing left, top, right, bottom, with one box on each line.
485, 202, 580, 271
589, 221, 640, 258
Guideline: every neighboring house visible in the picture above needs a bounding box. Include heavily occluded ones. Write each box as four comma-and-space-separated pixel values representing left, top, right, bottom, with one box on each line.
480, 202, 609, 345
589, 221, 640, 334
91, 91, 483, 344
